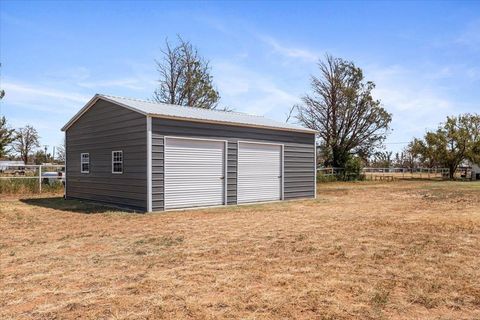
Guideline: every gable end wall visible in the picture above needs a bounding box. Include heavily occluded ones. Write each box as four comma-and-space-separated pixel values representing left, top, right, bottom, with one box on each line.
65, 99, 147, 211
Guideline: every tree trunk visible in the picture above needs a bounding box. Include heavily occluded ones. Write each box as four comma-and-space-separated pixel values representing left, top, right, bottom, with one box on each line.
449, 165, 455, 180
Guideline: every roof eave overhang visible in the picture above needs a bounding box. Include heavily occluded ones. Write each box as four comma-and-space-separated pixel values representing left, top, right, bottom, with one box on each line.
146, 113, 317, 134
61, 94, 317, 134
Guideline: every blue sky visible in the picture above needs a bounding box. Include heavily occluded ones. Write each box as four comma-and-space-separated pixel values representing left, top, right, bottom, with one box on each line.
1, 1, 479, 155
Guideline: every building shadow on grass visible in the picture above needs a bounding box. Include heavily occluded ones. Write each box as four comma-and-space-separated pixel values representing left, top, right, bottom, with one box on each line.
20, 197, 132, 214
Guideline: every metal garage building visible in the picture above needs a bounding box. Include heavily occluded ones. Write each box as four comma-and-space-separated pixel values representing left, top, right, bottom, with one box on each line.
62, 94, 316, 212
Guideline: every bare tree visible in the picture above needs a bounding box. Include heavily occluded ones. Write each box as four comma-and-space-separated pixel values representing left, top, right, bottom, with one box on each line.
56, 138, 66, 163
371, 150, 393, 168
11, 125, 40, 164
296, 54, 392, 167
154, 36, 220, 109
154, 39, 184, 105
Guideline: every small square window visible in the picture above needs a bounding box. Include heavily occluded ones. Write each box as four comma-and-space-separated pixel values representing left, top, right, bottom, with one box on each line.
112, 151, 123, 174
81, 153, 89, 173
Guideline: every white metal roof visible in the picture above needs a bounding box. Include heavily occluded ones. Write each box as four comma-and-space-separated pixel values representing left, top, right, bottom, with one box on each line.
61, 94, 316, 133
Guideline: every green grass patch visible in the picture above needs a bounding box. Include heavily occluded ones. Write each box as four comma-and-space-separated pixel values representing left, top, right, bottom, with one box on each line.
0, 178, 64, 194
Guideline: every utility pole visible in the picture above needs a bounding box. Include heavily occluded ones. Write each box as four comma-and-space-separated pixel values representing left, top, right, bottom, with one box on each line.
44, 145, 48, 163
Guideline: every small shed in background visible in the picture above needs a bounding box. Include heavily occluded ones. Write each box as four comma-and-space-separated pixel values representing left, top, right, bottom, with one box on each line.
61, 94, 316, 212
0, 160, 25, 172
471, 162, 480, 181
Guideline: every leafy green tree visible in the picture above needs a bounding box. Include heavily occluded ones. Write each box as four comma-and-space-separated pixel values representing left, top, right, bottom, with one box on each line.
33, 150, 52, 165
464, 113, 480, 165
0, 116, 14, 159
154, 36, 221, 109
407, 138, 437, 168
296, 54, 392, 168
399, 143, 415, 169
411, 113, 479, 179
344, 156, 364, 180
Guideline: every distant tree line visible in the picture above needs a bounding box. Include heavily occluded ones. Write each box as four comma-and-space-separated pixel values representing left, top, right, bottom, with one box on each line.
0, 116, 65, 165
290, 54, 479, 179
364, 114, 480, 179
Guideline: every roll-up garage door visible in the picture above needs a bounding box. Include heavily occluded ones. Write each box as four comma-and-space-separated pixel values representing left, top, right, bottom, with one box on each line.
164, 137, 225, 210
238, 142, 282, 204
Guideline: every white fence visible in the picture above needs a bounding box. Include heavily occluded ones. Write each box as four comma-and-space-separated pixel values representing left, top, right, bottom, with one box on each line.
362, 167, 450, 180
0, 164, 64, 193
317, 167, 451, 180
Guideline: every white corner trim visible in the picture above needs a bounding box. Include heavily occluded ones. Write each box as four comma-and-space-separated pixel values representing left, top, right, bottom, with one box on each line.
64, 131, 67, 198
146, 116, 152, 212
281, 144, 285, 200
224, 141, 228, 206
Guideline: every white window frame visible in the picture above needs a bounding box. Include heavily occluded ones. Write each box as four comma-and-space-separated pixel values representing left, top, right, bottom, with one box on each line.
80, 153, 90, 174
112, 150, 123, 174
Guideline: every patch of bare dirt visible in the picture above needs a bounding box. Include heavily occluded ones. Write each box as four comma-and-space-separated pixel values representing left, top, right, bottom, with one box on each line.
1, 181, 479, 319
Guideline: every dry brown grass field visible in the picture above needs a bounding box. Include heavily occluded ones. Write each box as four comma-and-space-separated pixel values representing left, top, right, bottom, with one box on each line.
1, 181, 480, 320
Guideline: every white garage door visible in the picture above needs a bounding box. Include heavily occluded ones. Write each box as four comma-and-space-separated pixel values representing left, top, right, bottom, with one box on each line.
238, 142, 282, 204
164, 137, 225, 210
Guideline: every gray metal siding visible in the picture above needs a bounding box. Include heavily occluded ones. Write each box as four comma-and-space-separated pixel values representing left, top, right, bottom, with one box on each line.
151, 133, 164, 211
227, 142, 237, 204
151, 118, 314, 210
66, 100, 147, 211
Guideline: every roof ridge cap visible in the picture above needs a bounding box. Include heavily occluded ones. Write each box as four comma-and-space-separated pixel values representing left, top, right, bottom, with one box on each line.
99, 94, 267, 119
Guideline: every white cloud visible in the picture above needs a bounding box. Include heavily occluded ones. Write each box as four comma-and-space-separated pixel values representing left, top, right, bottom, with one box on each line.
45, 66, 91, 82
78, 78, 150, 91
0, 81, 92, 150
369, 66, 453, 112
364, 64, 464, 150
0, 60, 158, 150
213, 61, 300, 118
259, 35, 319, 62
2, 81, 89, 114
466, 67, 480, 80
456, 20, 480, 49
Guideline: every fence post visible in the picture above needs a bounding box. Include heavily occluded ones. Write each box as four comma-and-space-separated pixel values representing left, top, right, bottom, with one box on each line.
39, 165, 42, 193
